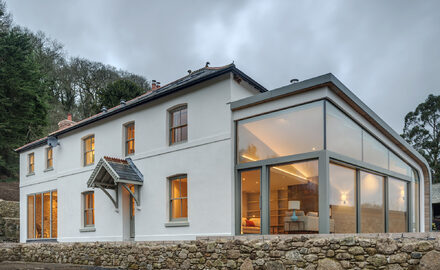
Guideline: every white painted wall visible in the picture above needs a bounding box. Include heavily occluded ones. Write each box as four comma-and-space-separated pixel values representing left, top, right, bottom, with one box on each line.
19, 74, 258, 243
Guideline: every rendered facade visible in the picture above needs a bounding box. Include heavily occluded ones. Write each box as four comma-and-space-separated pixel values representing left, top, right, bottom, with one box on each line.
16, 64, 432, 242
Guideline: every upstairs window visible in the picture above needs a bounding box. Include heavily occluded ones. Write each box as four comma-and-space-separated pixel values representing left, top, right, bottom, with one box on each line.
83, 192, 95, 227
169, 105, 187, 145
83, 135, 95, 166
125, 123, 135, 156
28, 153, 34, 174
169, 175, 188, 220
46, 147, 53, 169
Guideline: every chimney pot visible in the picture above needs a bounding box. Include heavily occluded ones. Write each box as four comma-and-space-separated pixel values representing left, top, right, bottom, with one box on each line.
290, 79, 299, 84
67, 113, 72, 121
101, 106, 107, 112
120, 99, 126, 106
152, 80, 157, 90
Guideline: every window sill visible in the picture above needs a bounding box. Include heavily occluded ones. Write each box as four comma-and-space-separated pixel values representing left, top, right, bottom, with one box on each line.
79, 227, 96, 232
44, 167, 54, 172
165, 221, 189, 227
26, 172, 35, 177
26, 238, 57, 243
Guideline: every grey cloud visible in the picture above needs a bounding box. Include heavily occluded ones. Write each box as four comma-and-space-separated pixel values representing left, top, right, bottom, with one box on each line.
5, 0, 440, 132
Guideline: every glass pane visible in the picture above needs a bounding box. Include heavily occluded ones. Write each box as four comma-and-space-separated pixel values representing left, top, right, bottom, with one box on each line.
181, 108, 187, 125
360, 171, 384, 233
181, 126, 187, 141
389, 152, 411, 176
85, 151, 94, 165
326, 103, 362, 160
85, 138, 92, 152
181, 177, 187, 197
171, 180, 180, 199
171, 199, 182, 219
43, 193, 51, 238
237, 101, 323, 163
27, 195, 35, 239
51, 191, 57, 238
329, 163, 356, 233
127, 140, 135, 155
269, 160, 319, 234
241, 169, 261, 234
85, 210, 94, 226
389, 178, 408, 232
35, 194, 42, 238
172, 110, 180, 127
181, 198, 188, 218
127, 124, 135, 140
363, 132, 388, 170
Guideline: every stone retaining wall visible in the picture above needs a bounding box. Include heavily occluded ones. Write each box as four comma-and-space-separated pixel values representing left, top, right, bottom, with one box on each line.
0, 200, 19, 242
1, 233, 440, 269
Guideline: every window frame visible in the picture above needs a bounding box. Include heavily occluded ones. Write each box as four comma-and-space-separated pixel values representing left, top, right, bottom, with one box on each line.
169, 105, 188, 145
169, 175, 188, 222
83, 191, 95, 228
125, 122, 135, 156
83, 135, 95, 166
46, 147, 53, 170
28, 152, 35, 174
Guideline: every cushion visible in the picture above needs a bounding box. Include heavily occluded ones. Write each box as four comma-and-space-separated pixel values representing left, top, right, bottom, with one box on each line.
249, 218, 261, 227
245, 219, 255, 227
307, 211, 318, 217
241, 218, 247, 226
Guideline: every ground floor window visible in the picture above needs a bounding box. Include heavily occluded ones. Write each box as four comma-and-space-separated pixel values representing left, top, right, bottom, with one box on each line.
83, 192, 95, 227
27, 190, 57, 239
169, 175, 188, 220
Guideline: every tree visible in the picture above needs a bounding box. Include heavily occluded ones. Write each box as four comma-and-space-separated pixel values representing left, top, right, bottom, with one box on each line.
99, 79, 145, 110
402, 94, 440, 183
0, 28, 49, 179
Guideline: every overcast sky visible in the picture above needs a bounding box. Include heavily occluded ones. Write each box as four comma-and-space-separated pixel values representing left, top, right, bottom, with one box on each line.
5, 0, 440, 132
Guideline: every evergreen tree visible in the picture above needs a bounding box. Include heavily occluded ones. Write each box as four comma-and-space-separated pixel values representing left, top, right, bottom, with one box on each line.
99, 79, 145, 110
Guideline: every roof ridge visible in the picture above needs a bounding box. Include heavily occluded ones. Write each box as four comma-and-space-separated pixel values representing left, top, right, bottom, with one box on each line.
104, 156, 128, 164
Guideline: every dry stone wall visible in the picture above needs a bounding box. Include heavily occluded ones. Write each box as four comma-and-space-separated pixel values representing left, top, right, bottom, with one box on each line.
1, 233, 440, 269
0, 200, 19, 242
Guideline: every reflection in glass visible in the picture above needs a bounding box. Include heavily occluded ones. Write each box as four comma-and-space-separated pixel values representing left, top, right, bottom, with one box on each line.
360, 171, 384, 233
27, 195, 35, 239
329, 164, 356, 233
326, 102, 362, 160
35, 193, 42, 238
363, 132, 388, 170
241, 169, 261, 234
388, 178, 408, 232
43, 192, 51, 238
51, 191, 57, 238
389, 152, 411, 176
237, 101, 323, 163
269, 160, 319, 234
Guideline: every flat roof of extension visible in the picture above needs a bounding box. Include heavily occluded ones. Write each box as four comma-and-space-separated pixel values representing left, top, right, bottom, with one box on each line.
15, 64, 267, 153
231, 73, 431, 177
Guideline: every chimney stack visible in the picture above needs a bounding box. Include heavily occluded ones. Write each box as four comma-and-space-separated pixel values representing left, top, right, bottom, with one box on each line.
152, 80, 157, 91
58, 113, 76, 130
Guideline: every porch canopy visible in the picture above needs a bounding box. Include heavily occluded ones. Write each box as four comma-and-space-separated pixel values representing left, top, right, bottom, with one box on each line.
87, 156, 143, 209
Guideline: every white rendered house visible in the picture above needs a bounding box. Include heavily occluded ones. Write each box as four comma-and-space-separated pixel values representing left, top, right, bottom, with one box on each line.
16, 64, 432, 242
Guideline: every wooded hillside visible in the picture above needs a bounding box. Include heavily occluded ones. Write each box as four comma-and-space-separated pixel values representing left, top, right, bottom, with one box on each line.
0, 2, 150, 182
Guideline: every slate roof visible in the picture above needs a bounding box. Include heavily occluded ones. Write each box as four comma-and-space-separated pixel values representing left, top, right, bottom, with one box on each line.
16, 63, 267, 153
87, 157, 143, 188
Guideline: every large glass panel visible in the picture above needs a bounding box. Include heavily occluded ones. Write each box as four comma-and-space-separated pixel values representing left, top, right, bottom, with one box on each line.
388, 178, 408, 232
241, 169, 261, 234
51, 191, 57, 238
269, 160, 319, 234
43, 192, 51, 238
27, 195, 35, 239
237, 101, 323, 163
326, 102, 362, 160
35, 193, 42, 238
360, 171, 385, 233
389, 152, 411, 176
363, 132, 389, 170
329, 163, 356, 233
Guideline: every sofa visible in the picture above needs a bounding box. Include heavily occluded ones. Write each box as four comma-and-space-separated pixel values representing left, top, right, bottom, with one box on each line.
284, 211, 335, 233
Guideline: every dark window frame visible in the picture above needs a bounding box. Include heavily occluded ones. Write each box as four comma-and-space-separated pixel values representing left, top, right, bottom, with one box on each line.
125, 122, 135, 156
169, 105, 188, 145
83, 191, 95, 227
83, 135, 95, 166
169, 175, 188, 221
